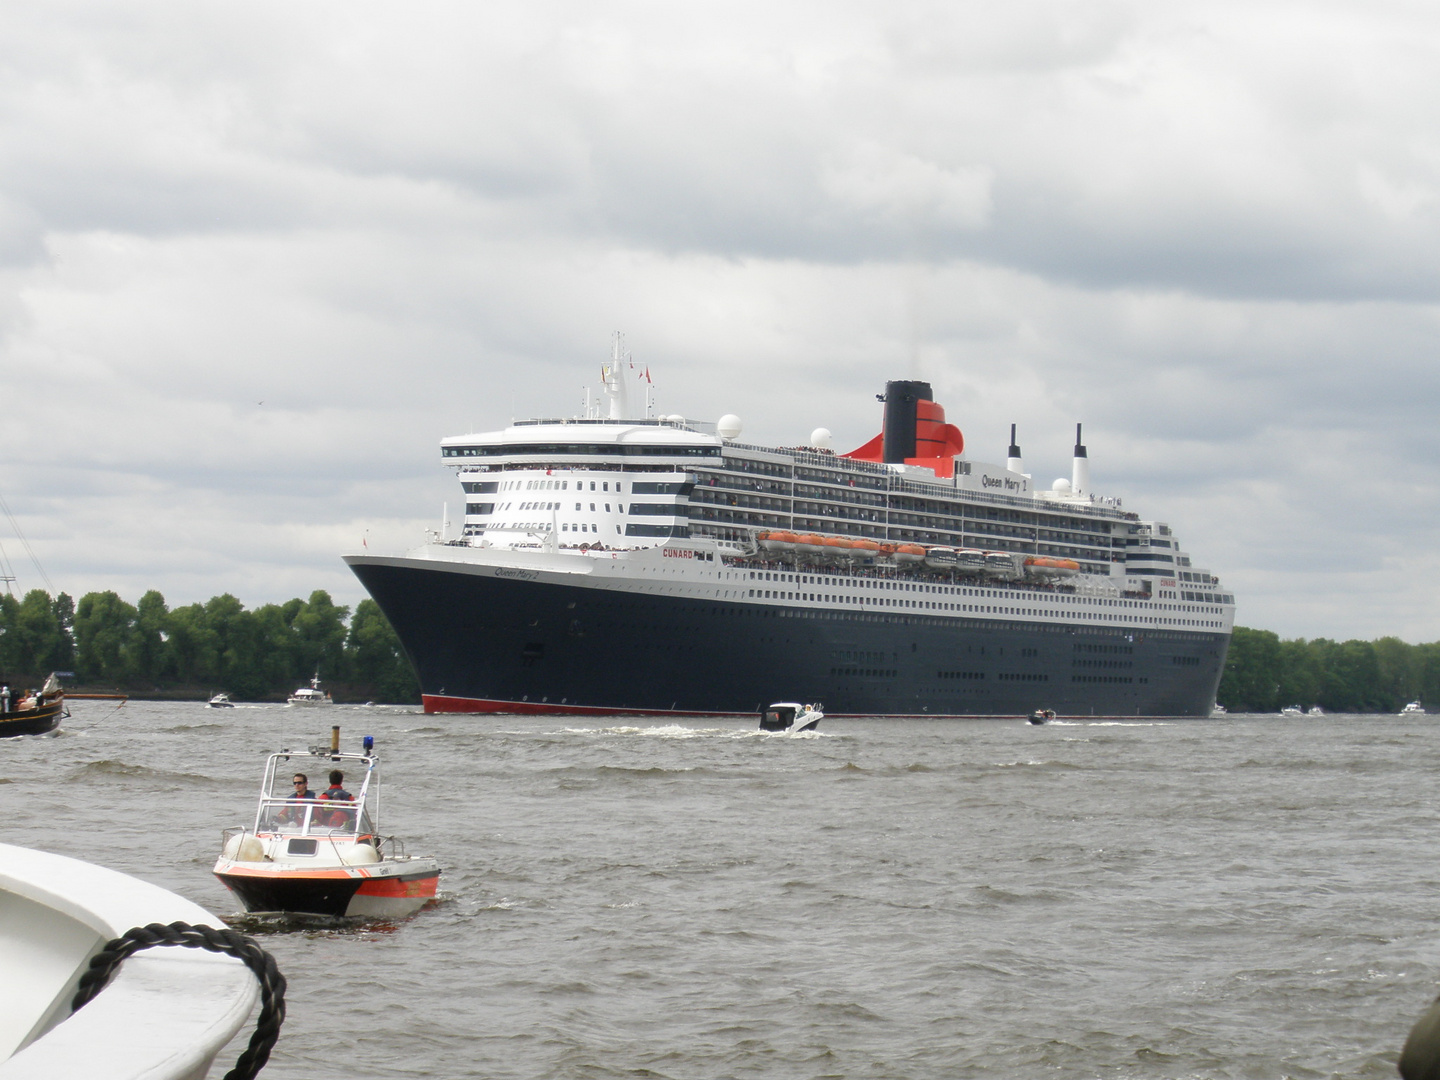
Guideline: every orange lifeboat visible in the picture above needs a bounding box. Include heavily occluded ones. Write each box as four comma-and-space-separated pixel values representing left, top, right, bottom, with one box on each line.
1023, 555, 1081, 579
878, 542, 898, 557
759, 530, 798, 553
894, 543, 926, 564
821, 536, 854, 560
851, 538, 882, 559
794, 533, 825, 556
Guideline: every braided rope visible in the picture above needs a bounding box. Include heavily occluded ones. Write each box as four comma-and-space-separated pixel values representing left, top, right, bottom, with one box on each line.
71, 921, 286, 1080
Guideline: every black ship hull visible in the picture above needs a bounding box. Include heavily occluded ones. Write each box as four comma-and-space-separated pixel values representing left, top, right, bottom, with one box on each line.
348, 556, 1228, 718
0, 699, 64, 738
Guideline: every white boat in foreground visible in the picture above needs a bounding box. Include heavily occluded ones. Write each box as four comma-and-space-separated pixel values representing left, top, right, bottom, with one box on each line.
0, 842, 259, 1079
213, 730, 440, 918
758, 702, 822, 733
205, 693, 234, 709
1401, 701, 1427, 715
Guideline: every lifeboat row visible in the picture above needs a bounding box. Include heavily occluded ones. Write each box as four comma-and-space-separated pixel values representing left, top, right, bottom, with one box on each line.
754, 531, 1081, 580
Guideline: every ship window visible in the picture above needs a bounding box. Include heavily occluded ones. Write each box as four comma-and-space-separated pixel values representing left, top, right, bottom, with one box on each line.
590, 482, 596, 491
603, 483, 609, 491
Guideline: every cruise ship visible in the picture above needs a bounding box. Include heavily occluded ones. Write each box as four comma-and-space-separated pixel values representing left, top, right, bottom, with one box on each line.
345, 349, 1234, 717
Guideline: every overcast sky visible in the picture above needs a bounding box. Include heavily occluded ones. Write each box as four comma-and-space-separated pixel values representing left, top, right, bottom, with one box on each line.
1, 1, 1437, 641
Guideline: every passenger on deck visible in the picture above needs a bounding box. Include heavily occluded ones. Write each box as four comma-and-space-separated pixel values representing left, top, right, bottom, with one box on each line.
318, 769, 355, 828
277, 773, 314, 826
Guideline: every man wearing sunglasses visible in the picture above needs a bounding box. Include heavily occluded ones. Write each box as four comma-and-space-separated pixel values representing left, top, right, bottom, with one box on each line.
277, 772, 316, 825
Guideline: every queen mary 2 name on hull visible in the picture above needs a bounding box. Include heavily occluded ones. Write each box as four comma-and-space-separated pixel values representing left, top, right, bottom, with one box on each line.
345, 351, 1235, 718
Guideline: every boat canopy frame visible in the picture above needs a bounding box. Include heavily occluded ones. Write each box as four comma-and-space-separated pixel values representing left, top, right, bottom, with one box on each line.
252, 748, 379, 838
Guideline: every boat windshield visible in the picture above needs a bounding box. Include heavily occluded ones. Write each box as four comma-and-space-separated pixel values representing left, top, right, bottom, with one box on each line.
253, 750, 378, 837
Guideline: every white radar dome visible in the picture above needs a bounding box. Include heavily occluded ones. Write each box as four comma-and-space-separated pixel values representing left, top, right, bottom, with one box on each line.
810, 427, 833, 450
717, 414, 743, 439
1052, 478, 1073, 493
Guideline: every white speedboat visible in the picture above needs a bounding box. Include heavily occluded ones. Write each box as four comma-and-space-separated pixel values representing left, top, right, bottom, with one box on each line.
1210, 704, 1228, 717
0, 842, 260, 1077
1308, 705, 1325, 716
206, 692, 234, 708
1401, 701, 1427, 715
213, 729, 440, 918
287, 672, 333, 706
1281, 705, 1303, 716
758, 702, 822, 732
1027, 708, 1056, 725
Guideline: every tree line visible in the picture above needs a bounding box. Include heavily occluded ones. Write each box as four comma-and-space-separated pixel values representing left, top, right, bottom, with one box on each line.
1217, 626, 1440, 713
0, 588, 418, 703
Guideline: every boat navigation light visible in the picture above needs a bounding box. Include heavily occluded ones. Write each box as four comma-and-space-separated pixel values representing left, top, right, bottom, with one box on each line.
331, 725, 340, 753
363, 735, 374, 753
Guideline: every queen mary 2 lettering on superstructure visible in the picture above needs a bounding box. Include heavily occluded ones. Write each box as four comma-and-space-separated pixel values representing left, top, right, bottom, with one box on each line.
344, 342, 1235, 717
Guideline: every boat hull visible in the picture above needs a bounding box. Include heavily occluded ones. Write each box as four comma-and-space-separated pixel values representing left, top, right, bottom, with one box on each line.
347, 555, 1228, 718
0, 699, 64, 738
214, 860, 440, 918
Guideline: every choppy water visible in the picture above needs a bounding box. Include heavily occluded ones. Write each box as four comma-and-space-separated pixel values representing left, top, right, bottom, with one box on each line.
4, 702, 1439, 1078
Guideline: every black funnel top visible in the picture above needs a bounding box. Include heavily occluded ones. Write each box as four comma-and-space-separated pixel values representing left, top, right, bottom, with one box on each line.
1008, 423, 1021, 459
881, 380, 931, 464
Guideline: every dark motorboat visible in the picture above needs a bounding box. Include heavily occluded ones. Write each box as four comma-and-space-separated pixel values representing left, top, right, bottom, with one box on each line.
759, 702, 823, 733
0, 674, 66, 738
1027, 709, 1056, 725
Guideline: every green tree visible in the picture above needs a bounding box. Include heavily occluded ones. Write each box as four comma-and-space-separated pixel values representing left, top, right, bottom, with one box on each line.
167, 602, 220, 685
131, 590, 169, 684
73, 591, 140, 682
345, 599, 419, 703
1217, 626, 1282, 711
291, 590, 350, 682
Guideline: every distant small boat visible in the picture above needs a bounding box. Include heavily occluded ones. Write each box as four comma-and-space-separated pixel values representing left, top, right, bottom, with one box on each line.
1281, 705, 1303, 716
1027, 708, 1056, 725
287, 672, 334, 707
1307, 705, 1325, 716
759, 702, 822, 732
1401, 701, 1427, 716
1210, 704, 1228, 717
0, 674, 66, 738
206, 693, 234, 709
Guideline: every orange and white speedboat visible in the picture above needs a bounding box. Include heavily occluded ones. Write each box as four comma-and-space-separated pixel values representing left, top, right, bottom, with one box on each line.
213, 729, 440, 918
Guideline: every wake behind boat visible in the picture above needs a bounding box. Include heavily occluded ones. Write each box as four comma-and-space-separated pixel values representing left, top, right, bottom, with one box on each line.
0, 673, 66, 738
213, 727, 440, 918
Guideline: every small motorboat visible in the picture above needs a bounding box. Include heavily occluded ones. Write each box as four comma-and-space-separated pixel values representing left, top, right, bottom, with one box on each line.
287, 671, 334, 706
206, 692, 235, 708
1281, 705, 1303, 716
759, 702, 823, 732
1210, 704, 1228, 716
1027, 708, 1056, 725
1401, 700, 1427, 716
0, 673, 66, 738
1308, 705, 1325, 716
213, 727, 440, 918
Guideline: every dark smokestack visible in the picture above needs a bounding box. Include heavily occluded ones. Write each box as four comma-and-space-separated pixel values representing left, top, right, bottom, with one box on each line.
881, 380, 931, 463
